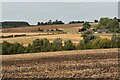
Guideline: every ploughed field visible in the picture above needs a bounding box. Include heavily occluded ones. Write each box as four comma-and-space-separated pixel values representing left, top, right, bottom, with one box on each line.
2, 48, 120, 78
1, 24, 82, 33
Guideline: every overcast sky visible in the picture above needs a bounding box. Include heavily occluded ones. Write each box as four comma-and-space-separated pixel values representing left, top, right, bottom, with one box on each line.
1, 0, 120, 2
1, 2, 119, 25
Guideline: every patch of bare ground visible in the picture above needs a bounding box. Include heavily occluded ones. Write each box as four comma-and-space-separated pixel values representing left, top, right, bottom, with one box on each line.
2, 48, 120, 79
1, 24, 82, 33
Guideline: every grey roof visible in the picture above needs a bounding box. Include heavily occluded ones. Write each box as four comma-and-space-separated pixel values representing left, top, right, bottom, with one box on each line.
97, 29, 109, 33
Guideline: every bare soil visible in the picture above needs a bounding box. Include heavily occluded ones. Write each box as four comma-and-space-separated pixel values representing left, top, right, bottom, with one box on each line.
2, 48, 120, 79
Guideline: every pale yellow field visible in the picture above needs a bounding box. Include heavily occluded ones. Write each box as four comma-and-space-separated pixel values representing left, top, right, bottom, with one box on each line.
1, 33, 113, 46
1, 34, 82, 46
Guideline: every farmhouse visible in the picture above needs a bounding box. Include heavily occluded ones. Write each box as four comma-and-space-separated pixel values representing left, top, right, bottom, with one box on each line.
95, 29, 109, 33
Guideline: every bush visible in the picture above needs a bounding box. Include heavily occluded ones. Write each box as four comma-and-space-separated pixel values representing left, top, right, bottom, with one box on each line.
2, 41, 25, 55
2, 34, 120, 55
111, 34, 120, 48
91, 38, 112, 49
2, 41, 13, 55
52, 38, 63, 51
97, 17, 120, 33
63, 40, 75, 50
77, 40, 86, 50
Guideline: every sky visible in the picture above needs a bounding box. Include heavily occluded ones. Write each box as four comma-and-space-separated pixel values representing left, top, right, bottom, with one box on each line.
118, 1, 120, 19
1, 2, 119, 25
1, 0, 120, 2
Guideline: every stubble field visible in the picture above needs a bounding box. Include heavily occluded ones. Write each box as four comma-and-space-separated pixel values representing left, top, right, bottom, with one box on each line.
2, 48, 120, 79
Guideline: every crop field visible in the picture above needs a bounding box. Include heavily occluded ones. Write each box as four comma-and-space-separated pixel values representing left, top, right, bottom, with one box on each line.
2, 48, 120, 79
1, 24, 83, 33
1, 34, 82, 46
1, 33, 113, 46
1, 23, 113, 46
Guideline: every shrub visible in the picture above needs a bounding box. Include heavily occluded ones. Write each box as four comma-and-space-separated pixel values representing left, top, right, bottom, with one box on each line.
63, 40, 75, 50
52, 38, 63, 51
91, 38, 112, 49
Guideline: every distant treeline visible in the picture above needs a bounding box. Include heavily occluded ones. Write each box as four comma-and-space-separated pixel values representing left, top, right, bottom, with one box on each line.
69, 21, 84, 24
1, 21, 30, 28
1, 17, 120, 28
37, 20, 64, 25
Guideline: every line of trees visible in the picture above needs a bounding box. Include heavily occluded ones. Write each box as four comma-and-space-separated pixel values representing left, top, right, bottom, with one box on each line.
78, 21, 120, 49
96, 17, 120, 33
1, 21, 30, 28
69, 21, 84, 24
1, 33, 120, 55
37, 20, 64, 25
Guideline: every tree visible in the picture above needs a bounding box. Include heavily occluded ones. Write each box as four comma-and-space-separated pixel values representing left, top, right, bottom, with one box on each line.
79, 28, 86, 32
32, 39, 43, 52
111, 34, 118, 48
83, 22, 91, 29
107, 19, 119, 33
31, 38, 50, 52
26, 43, 33, 53
117, 34, 120, 48
111, 34, 120, 48
81, 30, 96, 43
17, 45, 25, 53
63, 40, 75, 50
12, 42, 22, 54
37, 22, 41, 25
52, 38, 62, 51
2, 41, 13, 54
99, 17, 110, 27
48, 20, 52, 25
94, 20, 98, 23
97, 17, 120, 33
6, 46, 13, 54
41, 38, 50, 52
77, 40, 86, 50
91, 38, 111, 49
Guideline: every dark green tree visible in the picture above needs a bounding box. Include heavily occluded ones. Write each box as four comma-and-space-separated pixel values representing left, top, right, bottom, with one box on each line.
77, 40, 86, 50
17, 45, 25, 53
26, 43, 34, 53
111, 34, 120, 48
63, 40, 75, 50
32, 39, 43, 52
52, 38, 62, 51
2, 41, 13, 54
81, 30, 97, 43
91, 38, 111, 49
111, 34, 118, 48
83, 22, 91, 29
41, 38, 50, 52
12, 42, 22, 54
37, 22, 41, 25
99, 17, 110, 27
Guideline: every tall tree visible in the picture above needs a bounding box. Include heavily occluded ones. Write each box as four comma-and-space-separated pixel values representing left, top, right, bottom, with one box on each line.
83, 22, 91, 29
53, 38, 62, 51
63, 40, 75, 50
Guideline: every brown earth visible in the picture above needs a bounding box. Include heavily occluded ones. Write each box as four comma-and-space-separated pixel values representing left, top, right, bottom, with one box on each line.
2, 48, 120, 79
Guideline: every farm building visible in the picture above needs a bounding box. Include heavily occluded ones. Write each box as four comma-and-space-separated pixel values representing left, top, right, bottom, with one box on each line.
95, 29, 109, 33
